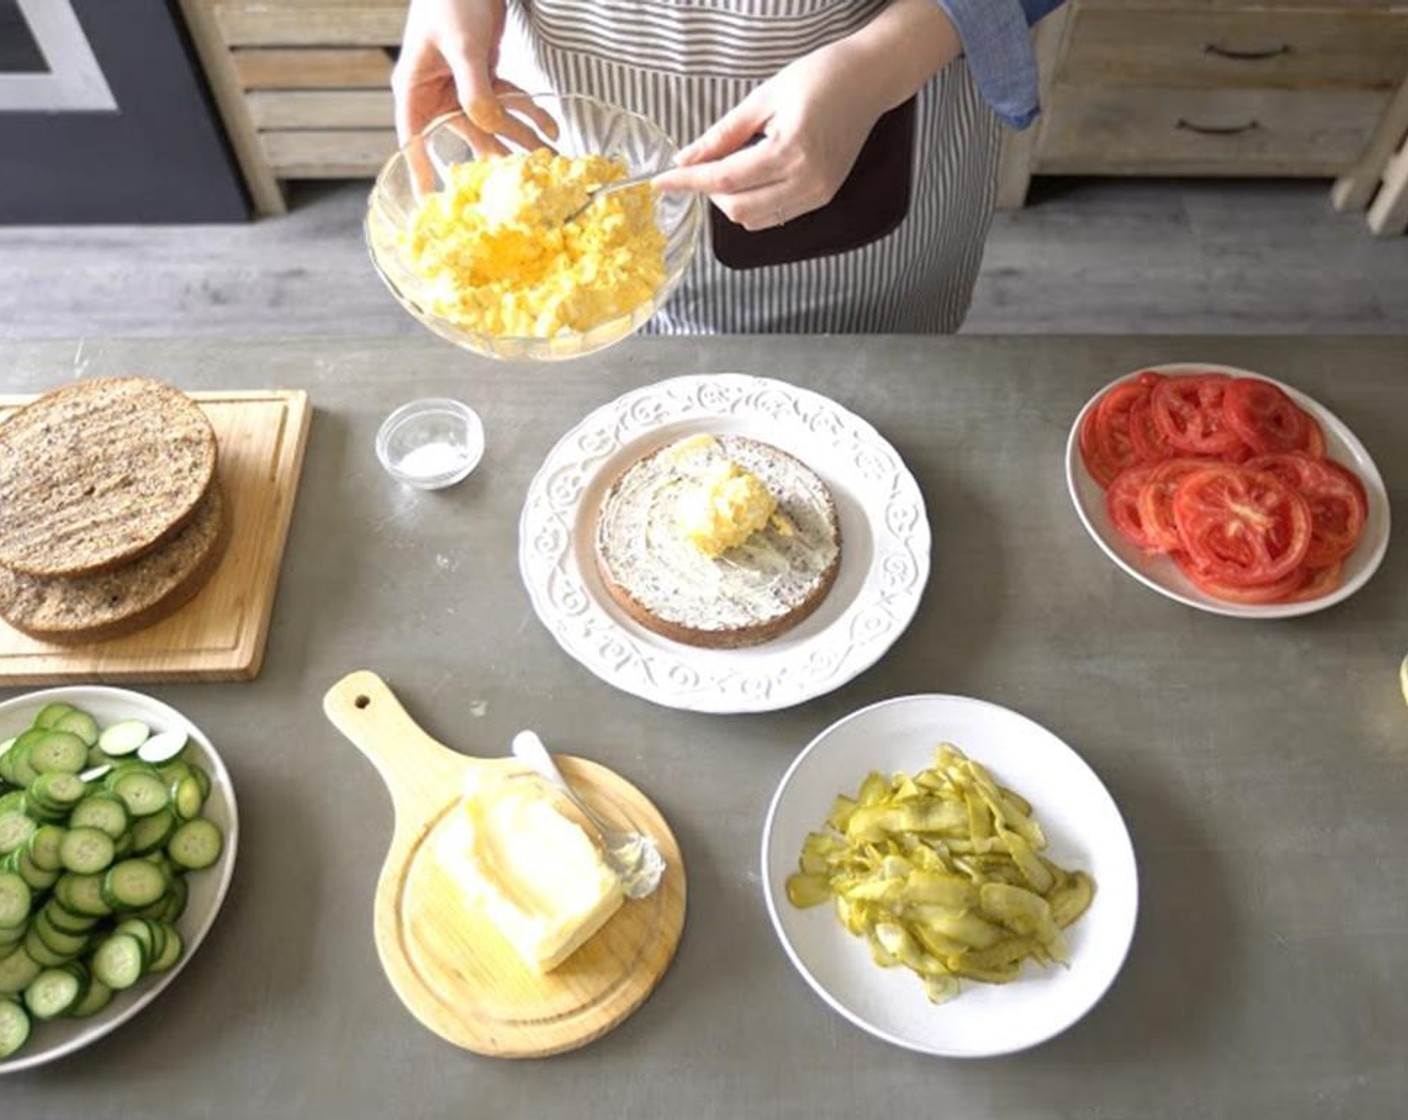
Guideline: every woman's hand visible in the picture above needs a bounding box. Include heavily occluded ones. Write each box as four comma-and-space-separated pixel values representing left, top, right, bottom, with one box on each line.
652, 0, 961, 229
392, 0, 553, 153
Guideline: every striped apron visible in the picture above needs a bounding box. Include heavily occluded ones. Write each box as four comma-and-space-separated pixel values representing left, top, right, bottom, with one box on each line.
500, 0, 1000, 333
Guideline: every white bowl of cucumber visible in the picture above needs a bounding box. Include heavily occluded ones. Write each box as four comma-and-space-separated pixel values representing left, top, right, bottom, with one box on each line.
0, 685, 237, 1073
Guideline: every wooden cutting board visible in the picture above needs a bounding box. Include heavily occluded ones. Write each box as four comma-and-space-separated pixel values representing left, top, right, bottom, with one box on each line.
0, 389, 310, 683
323, 670, 687, 1058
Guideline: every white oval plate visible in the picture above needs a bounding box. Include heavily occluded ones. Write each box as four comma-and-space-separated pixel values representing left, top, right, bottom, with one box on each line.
519, 373, 930, 713
761, 694, 1138, 1058
0, 686, 238, 1074
1065, 362, 1391, 618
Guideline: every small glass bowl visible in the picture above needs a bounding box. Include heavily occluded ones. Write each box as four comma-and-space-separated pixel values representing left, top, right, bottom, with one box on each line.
375, 398, 484, 490
364, 92, 702, 362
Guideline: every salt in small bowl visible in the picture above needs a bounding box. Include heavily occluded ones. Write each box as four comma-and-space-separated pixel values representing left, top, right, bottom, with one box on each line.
375, 398, 484, 490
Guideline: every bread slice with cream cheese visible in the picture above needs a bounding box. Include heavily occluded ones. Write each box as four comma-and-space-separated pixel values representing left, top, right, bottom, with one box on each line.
595, 434, 841, 648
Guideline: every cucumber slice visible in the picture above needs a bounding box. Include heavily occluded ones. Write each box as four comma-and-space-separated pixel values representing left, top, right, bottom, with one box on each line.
14, 849, 58, 892
53, 874, 111, 919
5, 731, 44, 787
0, 872, 30, 927
136, 730, 187, 764
160, 875, 188, 924
23, 967, 81, 1019
0, 738, 13, 759
0, 997, 29, 1057
129, 809, 176, 855
28, 771, 86, 812
146, 923, 184, 973
0, 812, 37, 857
31, 909, 89, 958
97, 720, 149, 758
111, 771, 169, 818
114, 918, 160, 967
59, 828, 115, 875
188, 764, 211, 803
27, 825, 65, 874
0, 791, 25, 816
68, 976, 112, 1019
91, 934, 144, 990
172, 776, 204, 821
24, 731, 89, 775
68, 793, 129, 839
0, 947, 42, 995
22, 926, 75, 967
40, 900, 96, 936
32, 703, 76, 730
102, 859, 167, 911
167, 819, 223, 871
51, 710, 99, 748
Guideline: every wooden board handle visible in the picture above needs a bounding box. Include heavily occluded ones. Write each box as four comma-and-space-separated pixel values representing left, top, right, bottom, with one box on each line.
323, 669, 477, 821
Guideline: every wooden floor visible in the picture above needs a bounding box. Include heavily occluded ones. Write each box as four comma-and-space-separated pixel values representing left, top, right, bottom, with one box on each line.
1, 177, 1404, 340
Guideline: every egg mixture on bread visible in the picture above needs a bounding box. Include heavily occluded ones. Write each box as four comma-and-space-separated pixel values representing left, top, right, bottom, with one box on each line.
595, 434, 841, 649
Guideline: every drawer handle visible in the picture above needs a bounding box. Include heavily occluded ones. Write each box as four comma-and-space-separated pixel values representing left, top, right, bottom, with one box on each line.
1203, 42, 1290, 61
1176, 118, 1260, 137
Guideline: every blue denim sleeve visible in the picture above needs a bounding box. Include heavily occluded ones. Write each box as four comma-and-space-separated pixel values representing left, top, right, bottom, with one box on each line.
933, 0, 1067, 130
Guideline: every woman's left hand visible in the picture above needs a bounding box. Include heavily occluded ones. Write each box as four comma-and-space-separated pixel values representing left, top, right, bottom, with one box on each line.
651, 41, 888, 231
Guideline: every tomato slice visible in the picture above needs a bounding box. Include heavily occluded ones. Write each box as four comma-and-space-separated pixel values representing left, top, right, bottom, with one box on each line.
1081, 377, 1152, 487
1106, 464, 1159, 550
1151, 375, 1247, 457
1283, 561, 1344, 603
1245, 452, 1367, 567
1223, 378, 1317, 454
1172, 466, 1312, 586
1135, 457, 1209, 553
1079, 401, 1119, 488
1173, 552, 1309, 604
1127, 397, 1172, 464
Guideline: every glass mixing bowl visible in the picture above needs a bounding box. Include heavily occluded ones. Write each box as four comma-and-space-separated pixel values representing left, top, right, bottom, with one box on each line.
365, 93, 702, 362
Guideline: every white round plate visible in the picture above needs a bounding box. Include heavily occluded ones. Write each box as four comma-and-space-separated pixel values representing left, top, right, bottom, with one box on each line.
762, 694, 1138, 1058
519, 373, 930, 713
1065, 362, 1391, 618
0, 686, 238, 1074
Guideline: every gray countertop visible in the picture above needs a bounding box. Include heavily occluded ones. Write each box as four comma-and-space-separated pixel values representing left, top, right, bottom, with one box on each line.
2, 335, 1405, 1118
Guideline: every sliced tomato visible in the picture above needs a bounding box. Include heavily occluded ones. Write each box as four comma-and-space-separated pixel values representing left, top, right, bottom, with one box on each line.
1082, 377, 1152, 487
1283, 561, 1344, 603
1223, 378, 1317, 454
1079, 401, 1119, 488
1135, 457, 1209, 553
1173, 552, 1310, 604
1303, 415, 1326, 458
1172, 465, 1312, 586
1106, 464, 1160, 550
1128, 397, 1173, 464
1151, 375, 1248, 457
1245, 452, 1367, 567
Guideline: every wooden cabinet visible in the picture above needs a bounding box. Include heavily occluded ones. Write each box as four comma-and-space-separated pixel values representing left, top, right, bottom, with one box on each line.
999, 0, 1408, 208
178, 0, 405, 215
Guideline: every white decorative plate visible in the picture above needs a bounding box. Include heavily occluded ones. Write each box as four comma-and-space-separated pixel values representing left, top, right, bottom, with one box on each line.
1066, 362, 1391, 618
519, 373, 930, 713
0, 686, 237, 1074
762, 694, 1138, 1058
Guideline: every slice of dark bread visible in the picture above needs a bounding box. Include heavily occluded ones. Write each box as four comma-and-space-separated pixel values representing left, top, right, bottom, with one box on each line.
0, 377, 217, 578
595, 434, 841, 649
0, 483, 228, 645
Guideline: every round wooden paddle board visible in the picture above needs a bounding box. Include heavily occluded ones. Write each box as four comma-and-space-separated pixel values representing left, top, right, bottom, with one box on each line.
323, 670, 686, 1057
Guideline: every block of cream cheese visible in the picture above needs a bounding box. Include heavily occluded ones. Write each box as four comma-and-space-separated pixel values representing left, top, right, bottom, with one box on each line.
438, 772, 625, 973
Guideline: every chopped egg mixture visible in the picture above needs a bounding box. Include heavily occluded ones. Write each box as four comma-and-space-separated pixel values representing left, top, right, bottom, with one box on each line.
672, 437, 791, 557
402, 148, 667, 338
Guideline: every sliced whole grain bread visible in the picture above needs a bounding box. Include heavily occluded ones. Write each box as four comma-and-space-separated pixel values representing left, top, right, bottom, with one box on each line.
0, 377, 217, 578
0, 482, 228, 645
595, 434, 841, 649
